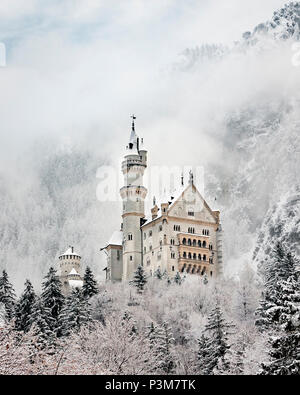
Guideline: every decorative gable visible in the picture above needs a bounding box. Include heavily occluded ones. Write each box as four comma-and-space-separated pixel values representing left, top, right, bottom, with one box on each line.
168, 184, 217, 223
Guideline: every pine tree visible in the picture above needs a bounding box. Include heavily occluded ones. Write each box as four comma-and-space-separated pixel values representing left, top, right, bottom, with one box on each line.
156, 322, 175, 374
174, 272, 182, 285
256, 243, 300, 375
0, 270, 16, 322
154, 268, 163, 279
197, 334, 211, 375
130, 265, 147, 293
198, 302, 234, 375
122, 310, 137, 335
41, 267, 64, 334
29, 297, 56, 349
60, 288, 91, 336
82, 266, 98, 298
256, 242, 300, 330
15, 279, 36, 332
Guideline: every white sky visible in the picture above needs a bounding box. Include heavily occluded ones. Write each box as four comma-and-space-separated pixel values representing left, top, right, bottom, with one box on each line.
0, 0, 287, 164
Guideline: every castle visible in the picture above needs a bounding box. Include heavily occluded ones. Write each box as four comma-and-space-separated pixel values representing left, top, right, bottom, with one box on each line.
58, 246, 83, 294
104, 117, 223, 282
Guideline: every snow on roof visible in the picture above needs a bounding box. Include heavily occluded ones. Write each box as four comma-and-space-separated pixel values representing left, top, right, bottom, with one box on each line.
59, 246, 81, 258
108, 230, 123, 246
68, 279, 83, 288
69, 268, 78, 275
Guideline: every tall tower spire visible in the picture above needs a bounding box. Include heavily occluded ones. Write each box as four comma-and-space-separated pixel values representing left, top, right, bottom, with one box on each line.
120, 115, 147, 281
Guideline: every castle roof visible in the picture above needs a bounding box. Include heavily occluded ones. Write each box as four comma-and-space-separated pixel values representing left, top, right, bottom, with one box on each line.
108, 230, 123, 246
59, 246, 81, 259
68, 279, 83, 288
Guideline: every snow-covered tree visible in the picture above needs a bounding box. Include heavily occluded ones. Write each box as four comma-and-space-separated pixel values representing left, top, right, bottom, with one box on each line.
234, 264, 259, 322
29, 298, 56, 349
198, 301, 235, 375
41, 267, 64, 334
256, 243, 300, 330
60, 288, 91, 336
82, 266, 98, 298
0, 270, 16, 322
154, 267, 163, 279
15, 279, 36, 333
174, 272, 182, 285
197, 333, 211, 375
256, 243, 300, 375
130, 265, 147, 293
156, 321, 176, 374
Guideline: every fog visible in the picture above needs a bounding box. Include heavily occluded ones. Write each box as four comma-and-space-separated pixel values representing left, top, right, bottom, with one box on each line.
1, 0, 299, 292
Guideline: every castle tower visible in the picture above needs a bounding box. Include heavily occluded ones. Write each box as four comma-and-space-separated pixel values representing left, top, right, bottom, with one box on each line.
58, 246, 83, 294
120, 116, 147, 281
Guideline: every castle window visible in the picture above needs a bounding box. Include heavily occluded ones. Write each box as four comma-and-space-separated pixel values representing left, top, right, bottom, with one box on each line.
149, 230, 152, 237
188, 252, 192, 259
163, 219, 167, 224
198, 240, 201, 248
203, 254, 206, 261
130, 256, 133, 261
159, 225, 163, 232
198, 254, 201, 260
188, 208, 194, 216
128, 234, 133, 241
171, 238, 175, 245
193, 239, 196, 247
203, 241, 206, 248
193, 253, 196, 260
144, 233, 146, 240
210, 271, 213, 277
182, 238, 186, 245
150, 244, 152, 251
147, 258, 150, 266
171, 252, 175, 259
188, 239, 192, 246
173, 225, 180, 231
172, 266, 175, 271
183, 251, 187, 258
117, 250, 120, 260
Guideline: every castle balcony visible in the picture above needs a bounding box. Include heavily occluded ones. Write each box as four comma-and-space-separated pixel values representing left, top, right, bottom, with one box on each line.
178, 260, 212, 275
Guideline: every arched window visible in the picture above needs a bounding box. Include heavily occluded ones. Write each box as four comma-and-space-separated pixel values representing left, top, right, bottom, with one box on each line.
198, 240, 201, 247
188, 252, 192, 259
193, 253, 196, 260
203, 241, 206, 248
183, 238, 186, 245
203, 254, 206, 261
198, 254, 201, 260
193, 239, 196, 247
188, 239, 192, 246
183, 252, 187, 258
128, 234, 133, 241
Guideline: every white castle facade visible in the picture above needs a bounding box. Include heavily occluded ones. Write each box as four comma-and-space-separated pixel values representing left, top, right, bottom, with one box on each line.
104, 118, 223, 282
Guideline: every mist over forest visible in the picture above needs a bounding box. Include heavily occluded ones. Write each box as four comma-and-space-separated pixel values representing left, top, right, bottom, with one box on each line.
0, 1, 299, 293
